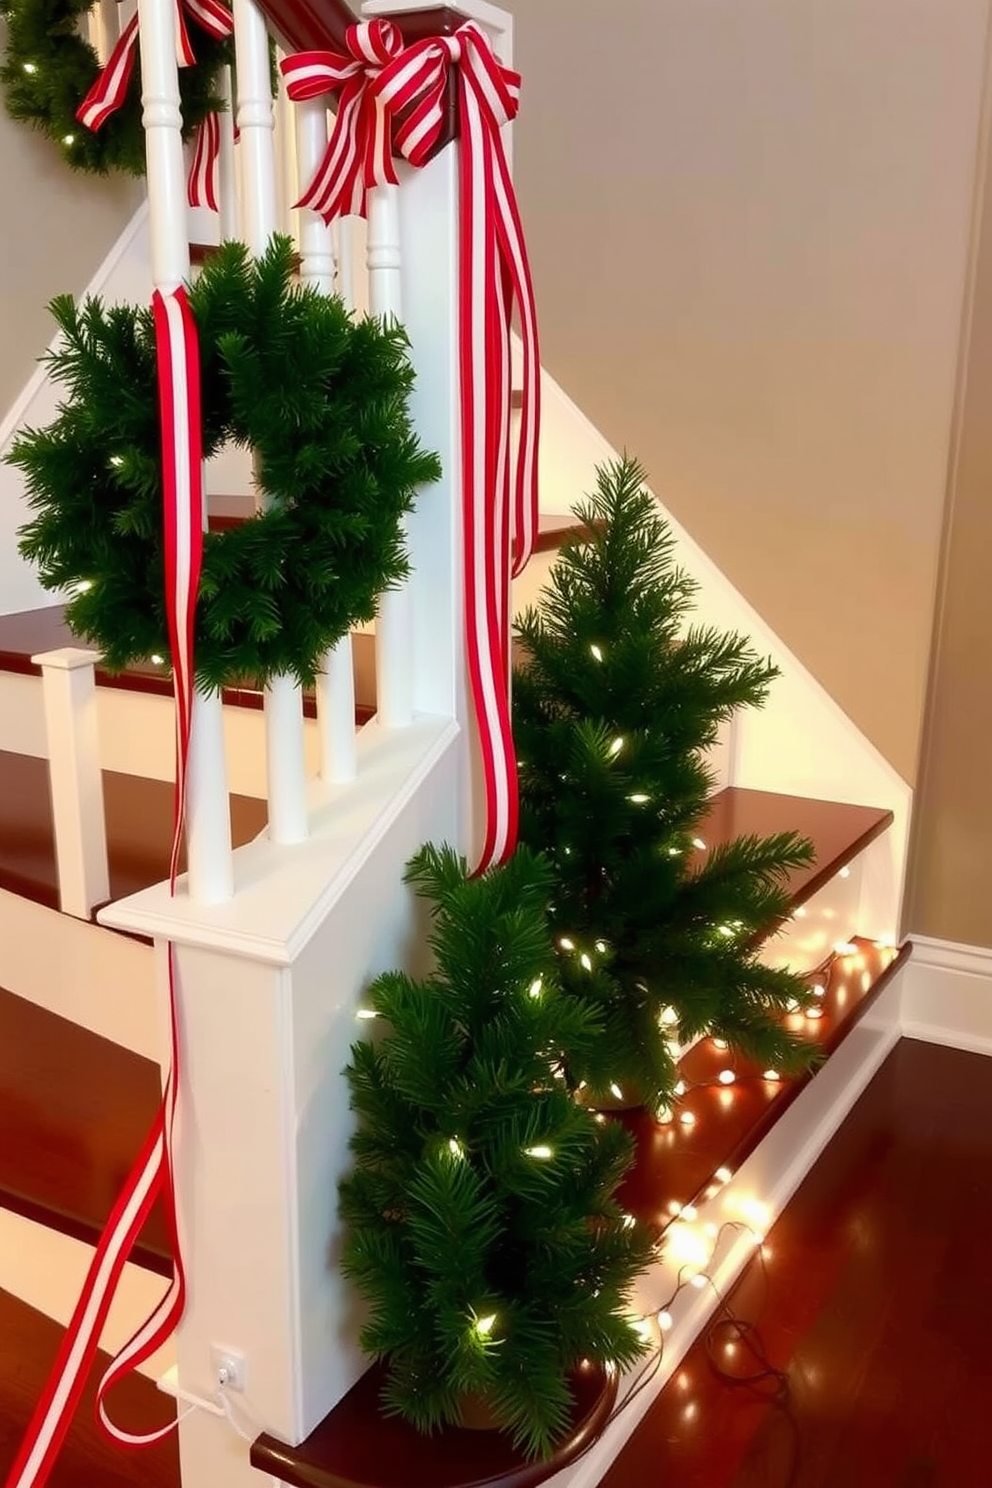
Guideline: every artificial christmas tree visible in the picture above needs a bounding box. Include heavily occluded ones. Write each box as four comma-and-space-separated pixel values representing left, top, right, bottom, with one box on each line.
513, 458, 817, 1115
339, 844, 654, 1461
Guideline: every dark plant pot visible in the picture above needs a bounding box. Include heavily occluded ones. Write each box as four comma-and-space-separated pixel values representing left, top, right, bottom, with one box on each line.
457, 1389, 503, 1432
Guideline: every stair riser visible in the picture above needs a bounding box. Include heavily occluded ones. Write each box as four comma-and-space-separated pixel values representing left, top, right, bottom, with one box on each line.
0, 1209, 174, 1384
0, 670, 320, 799
0, 887, 158, 1059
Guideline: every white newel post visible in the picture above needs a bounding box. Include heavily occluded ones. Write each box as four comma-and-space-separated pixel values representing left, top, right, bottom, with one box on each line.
137, 0, 234, 904
368, 183, 414, 729
294, 96, 359, 784
233, 0, 309, 844
31, 649, 110, 920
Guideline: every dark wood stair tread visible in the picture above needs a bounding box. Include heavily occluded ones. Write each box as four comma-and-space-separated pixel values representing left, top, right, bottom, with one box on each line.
0, 1288, 178, 1488
0, 985, 172, 1275
696, 788, 893, 912
618, 936, 909, 1233
251, 1360, 616, 1488
0, 750, 268, 914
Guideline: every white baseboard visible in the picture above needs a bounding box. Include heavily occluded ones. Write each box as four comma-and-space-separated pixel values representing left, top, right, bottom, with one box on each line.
900, 933, 992, 1057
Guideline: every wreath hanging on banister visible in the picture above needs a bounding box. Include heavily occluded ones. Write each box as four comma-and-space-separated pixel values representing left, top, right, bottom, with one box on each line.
0, 0, 230, 175
11, 236, 442, 691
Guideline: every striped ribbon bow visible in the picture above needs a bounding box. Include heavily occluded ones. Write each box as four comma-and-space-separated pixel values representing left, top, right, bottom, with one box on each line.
377, 21, 541, 872
2, 288, 199, 1488
279, 18, 404, 222
76, 0, 233, 211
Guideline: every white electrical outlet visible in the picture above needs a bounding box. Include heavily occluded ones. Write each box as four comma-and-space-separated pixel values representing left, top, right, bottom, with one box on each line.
210, 1344, 247, 1393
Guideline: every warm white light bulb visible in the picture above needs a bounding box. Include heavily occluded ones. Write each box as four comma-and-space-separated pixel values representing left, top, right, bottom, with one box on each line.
838, 865, 851, 879
610, 1082, 624, 1101
657, 1104, 673, 1124
834, 940, 858, 957
75, 579, 93, 593
580, 952, 593, 971
609, 736, 624, 757
719, 925, 734, 939
525, 1144, 553, 1160
763, 1069, 781, 1083
63, 133, 75, 145
628, 793, 650, 804
690, 1273, 708, 1290
660, 1006, 678, 1027
475, 1313, 497, 1337
151, 654, 165, 666
718, 1069, 736, 1086
559, 937, 574, 951
679, 1110, 696, 1127
667, 1200, 683, 1217
595, 940, 607, 954
805, 1005, 824, 1020
692, 838, 707, 851
668, 847, 681, 857
674, 1080, 687, 1096
529, 978, 542, 998
590, 643, 603, 662
681, 1204, 698, 1222
356, 1008, 377, 1020
621, 1213, 636, 1230
811, 983, 826, 998
23, 61, 37, 73
658, 1309, 674, 1332
712, 1038, 728, 1050
715, 1166, 733, 1184
448, 1137, 465, 1158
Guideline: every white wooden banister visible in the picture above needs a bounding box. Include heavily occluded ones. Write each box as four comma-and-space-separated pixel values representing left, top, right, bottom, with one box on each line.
233, 0, 310, 845
368, 183, 415, 730
31, 648, 110, 920
137, 0, 234, 904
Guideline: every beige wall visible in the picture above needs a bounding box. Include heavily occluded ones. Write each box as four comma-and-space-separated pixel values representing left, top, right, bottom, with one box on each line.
511, 0, 991, 782
0, 22, 141, 414
905, 51, 992, 947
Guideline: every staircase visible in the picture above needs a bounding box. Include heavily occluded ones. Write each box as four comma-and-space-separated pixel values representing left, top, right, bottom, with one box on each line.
0, 0, 920, 1485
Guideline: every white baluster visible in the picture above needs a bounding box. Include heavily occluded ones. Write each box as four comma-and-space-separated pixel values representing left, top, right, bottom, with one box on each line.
337, 217, 356, 311
233, 0, 309, 844
217, 65, 238, 243
368, 184, 414, 729
295, 95, 358, 783
137, 0, 233, 903
91, 0, 120, 64
316, 637, 357, 783
31, 649, 110, 920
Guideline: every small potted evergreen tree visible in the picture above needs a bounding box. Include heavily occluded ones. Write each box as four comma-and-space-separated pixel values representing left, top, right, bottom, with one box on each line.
513, 458, 816, 1115
340, 844, 655, 1461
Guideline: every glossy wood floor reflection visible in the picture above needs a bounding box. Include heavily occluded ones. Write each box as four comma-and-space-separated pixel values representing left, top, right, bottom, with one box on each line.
600, 1038, 992, 1488
0, 1289, 178, 1488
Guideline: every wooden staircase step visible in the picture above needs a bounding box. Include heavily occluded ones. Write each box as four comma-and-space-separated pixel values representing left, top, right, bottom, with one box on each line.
0, 985, 172, 1275
696, 788, 893, 913
0, 1287, 178, 1488
0, 750, 268, 914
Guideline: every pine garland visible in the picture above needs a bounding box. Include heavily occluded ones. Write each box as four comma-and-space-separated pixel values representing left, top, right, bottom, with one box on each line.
13, 236, 441, 691
514, 458, 818, 1113
0, 0, 229, 176
340, 844, 654, 1461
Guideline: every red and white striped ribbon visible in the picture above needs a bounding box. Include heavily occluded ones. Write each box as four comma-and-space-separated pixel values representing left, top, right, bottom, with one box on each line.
377, 22, 541, 871
2, 288, 202, 1488
76, 0, 233, 211
279, 18, 403, 222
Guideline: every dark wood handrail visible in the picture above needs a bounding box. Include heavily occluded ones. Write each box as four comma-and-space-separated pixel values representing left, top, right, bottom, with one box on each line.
256, 1, 466, 151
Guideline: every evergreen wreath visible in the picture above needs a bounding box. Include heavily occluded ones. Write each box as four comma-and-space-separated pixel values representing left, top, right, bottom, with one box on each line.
340, 844, 655, 1461
13, 236, 441, 691
0, 0, 229, 176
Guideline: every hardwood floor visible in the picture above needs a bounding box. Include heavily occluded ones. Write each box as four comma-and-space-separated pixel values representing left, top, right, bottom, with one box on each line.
0, 1290, 178, 1488
600, 1037, 992, 1488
